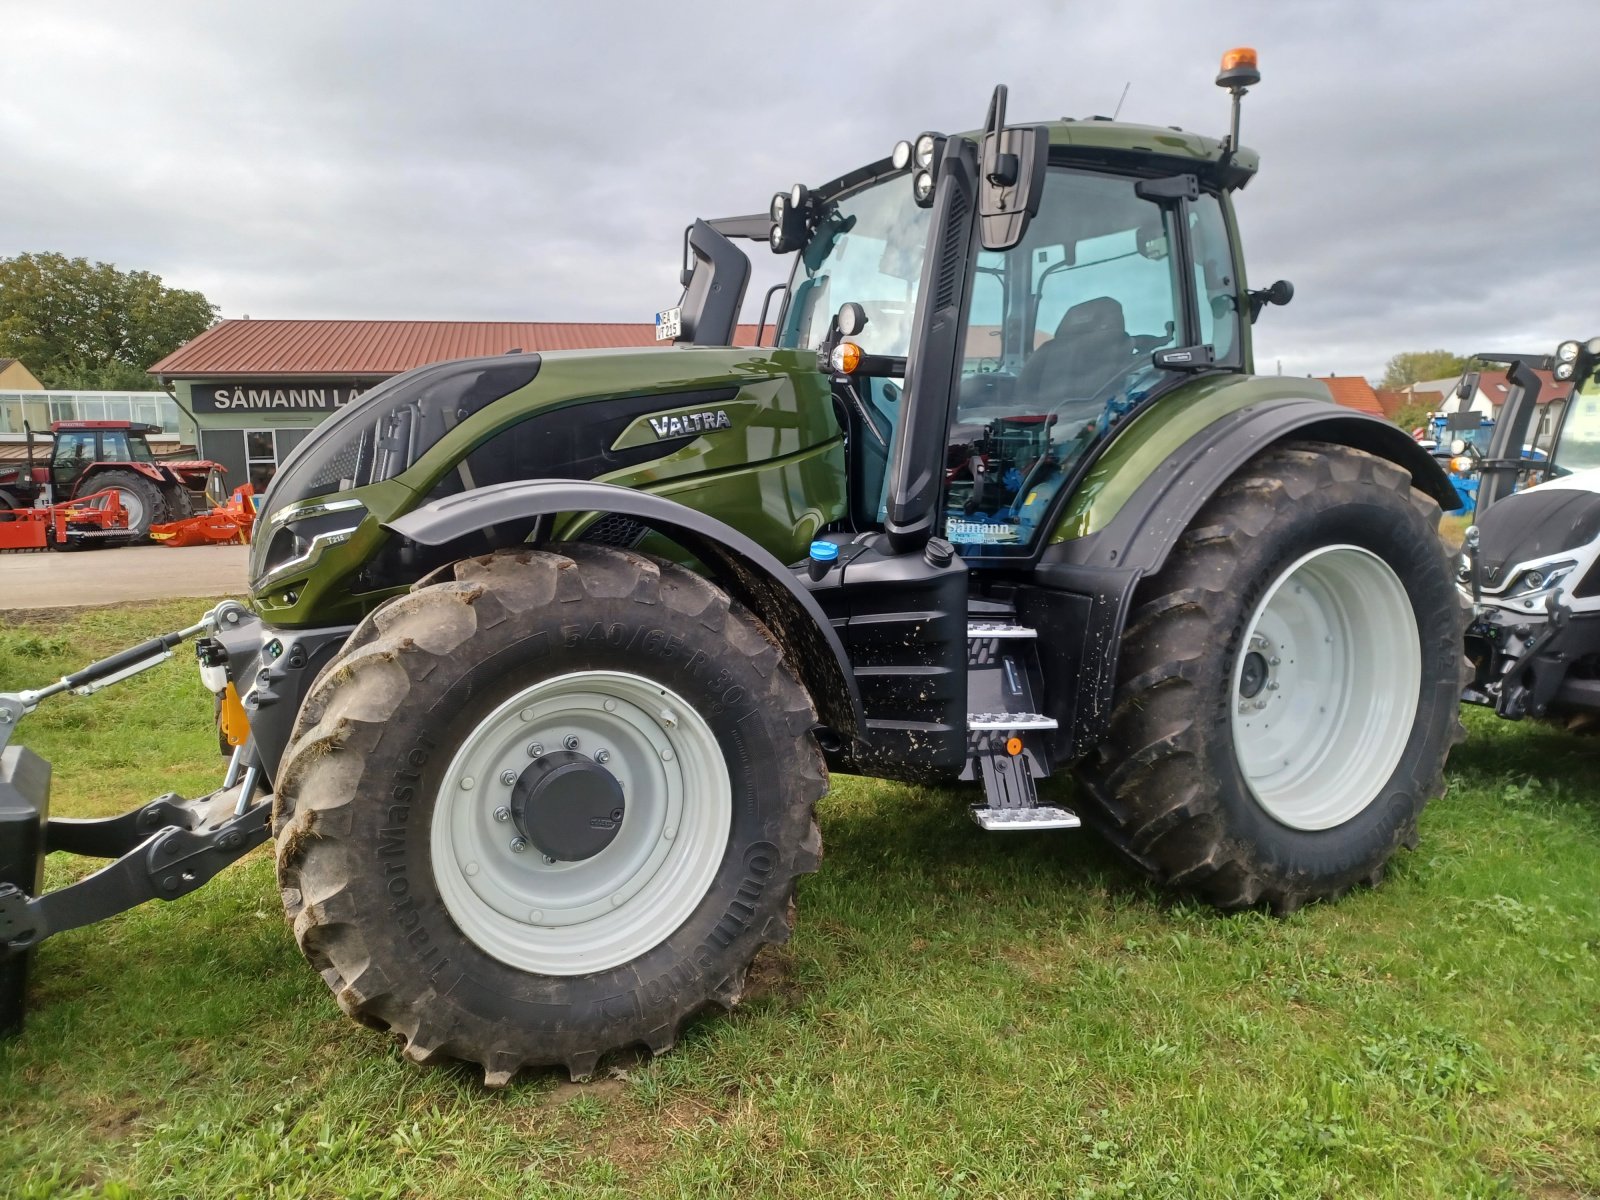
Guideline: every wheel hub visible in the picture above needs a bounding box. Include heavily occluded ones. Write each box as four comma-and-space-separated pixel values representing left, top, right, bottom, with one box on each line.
1238, 649, 1269, 699
510, 750, 625, 862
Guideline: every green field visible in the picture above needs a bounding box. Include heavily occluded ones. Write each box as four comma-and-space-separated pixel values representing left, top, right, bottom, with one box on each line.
1, 600, 1597, 1199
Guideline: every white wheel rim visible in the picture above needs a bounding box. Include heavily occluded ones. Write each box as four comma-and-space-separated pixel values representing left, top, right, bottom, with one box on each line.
431, 670, 731, 975
114, 487, 145, 528
1229, 545, 1420, 831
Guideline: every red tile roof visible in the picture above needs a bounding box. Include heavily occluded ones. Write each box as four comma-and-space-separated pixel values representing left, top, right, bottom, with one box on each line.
1474, 368, 1572, 407
149, 319, 770, 379
1314, 375, 1386, 418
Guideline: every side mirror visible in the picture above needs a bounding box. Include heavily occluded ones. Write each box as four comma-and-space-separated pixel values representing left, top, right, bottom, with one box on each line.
1246, 279, 1293, 323
836, 302, 867, 338
977, 86, 1048, 251
1456, 371, 1479, 402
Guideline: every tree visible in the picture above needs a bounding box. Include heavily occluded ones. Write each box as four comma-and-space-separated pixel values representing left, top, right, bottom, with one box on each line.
0, 253, 217, 390
1392, 399, 1436, 434
1380, 350, 1480, 391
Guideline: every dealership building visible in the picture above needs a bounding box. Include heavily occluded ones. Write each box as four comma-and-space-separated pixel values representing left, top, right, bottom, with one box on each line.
148, 319, 765, 491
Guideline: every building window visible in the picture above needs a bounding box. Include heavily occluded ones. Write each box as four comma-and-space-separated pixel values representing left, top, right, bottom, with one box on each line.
245, 429, 280, 491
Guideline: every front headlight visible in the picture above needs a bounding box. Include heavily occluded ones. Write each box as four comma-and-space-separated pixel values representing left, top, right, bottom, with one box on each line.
1507, 559, 1576, 596
251, 499, 367, 588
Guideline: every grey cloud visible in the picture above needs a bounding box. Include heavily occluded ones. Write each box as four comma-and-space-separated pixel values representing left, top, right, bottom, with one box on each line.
2, 0, 1597, 378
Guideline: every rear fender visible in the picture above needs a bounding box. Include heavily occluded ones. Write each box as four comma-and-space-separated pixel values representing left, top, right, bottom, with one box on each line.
386, 479, 865, 744
1037, 397, 1459, 758
1053, 397, 1459, 576
77, 462, 167, 493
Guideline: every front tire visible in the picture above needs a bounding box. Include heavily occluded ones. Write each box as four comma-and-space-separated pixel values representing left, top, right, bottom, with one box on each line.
1076, 442, 1463, 911
273, 545, 825, 1084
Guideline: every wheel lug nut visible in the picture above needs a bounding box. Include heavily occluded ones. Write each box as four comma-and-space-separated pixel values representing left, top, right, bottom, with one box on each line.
564, 735, 580, 751
1267, 681, 1279, 691
509, 837, 528, 853
594, 748, 611, 765
494, 806, 511, 823
500, 770, 517, 786
1269, 656, 1281, 666
527, 742, 545, 758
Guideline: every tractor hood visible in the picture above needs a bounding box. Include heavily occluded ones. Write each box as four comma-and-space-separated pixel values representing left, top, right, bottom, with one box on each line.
249, 344, 835, 615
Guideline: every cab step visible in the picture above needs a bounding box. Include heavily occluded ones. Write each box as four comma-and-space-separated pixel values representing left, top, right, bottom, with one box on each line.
967, 712, 1057, 731
971, 805, 1082, 831
969, 744, 1081, 831
966, 621, 1037, 639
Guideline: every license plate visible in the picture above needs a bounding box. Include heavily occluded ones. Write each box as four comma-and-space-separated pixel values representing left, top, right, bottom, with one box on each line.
654, 307, 682, 341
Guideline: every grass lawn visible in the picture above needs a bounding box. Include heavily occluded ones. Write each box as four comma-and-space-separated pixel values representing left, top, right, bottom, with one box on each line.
1, 600, 1597, 1199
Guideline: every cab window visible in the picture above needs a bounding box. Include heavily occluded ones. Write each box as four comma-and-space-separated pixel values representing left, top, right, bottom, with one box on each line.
53, 431, 97, 467
946, 166, 1195, 552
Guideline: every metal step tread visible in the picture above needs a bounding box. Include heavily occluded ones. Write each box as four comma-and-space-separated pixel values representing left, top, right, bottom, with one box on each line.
966, 621, 1037, 639
971, 805, 1082, 831
968, 711, 1058, 731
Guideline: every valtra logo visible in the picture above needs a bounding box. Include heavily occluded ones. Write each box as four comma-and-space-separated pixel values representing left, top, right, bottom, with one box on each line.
647, 410, 733, 440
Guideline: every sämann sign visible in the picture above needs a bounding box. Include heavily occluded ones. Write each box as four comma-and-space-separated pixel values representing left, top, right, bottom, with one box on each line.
190, 380, 373, 414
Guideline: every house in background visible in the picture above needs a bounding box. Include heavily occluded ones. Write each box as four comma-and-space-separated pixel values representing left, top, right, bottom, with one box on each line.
1313, 375, 1386, 417
1414, 369, 1574, 450
0, 359, 44, 391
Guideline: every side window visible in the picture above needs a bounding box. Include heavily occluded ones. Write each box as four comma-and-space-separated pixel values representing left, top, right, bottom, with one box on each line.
945, 167, 1186, 553
53, 431, 96, 466
100, 431, 132, 462
1190, 193, 1240, 363
965, 253, 1006, 376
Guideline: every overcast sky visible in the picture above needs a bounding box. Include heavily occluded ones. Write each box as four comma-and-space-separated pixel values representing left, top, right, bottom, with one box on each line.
3, 0, 1597, 381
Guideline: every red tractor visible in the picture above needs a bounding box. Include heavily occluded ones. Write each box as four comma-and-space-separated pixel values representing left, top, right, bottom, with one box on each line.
0, 422, 223, 540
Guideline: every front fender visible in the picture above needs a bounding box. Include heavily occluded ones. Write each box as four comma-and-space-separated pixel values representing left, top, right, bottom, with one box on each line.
386, 479, 864, 744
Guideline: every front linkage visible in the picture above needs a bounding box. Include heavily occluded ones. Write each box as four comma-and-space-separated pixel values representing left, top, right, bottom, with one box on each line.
0, 601, 269, 1033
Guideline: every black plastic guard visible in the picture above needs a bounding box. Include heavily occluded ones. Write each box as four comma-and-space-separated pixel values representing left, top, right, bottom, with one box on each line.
386, 480, 866, 744
1, 747, 49, 1035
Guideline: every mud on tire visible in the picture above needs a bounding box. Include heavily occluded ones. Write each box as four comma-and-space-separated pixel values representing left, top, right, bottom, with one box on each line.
272, 544, 825, 1084
1075, 441, 1465, 913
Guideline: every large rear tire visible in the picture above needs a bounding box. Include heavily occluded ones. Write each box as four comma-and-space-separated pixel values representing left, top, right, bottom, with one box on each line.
273, 545, 825, 1084
1075, 442, 1464, 912
87, 469, 166, 539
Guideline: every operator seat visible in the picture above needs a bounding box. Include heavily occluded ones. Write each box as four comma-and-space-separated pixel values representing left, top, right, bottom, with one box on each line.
1016, 296, 1137, 413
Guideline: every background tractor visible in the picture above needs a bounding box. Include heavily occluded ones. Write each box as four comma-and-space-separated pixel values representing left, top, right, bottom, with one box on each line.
0, 420, 222, 540
1, 50, 1466, 1084
1460, 339, 1600, 722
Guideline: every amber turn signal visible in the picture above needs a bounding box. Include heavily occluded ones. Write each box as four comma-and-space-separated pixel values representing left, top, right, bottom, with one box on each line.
829, 341, 862, 375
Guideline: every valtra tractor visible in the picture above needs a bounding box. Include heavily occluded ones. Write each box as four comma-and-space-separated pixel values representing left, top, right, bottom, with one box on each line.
0, 51, 1466, 1082
0, 420, 221, 540
1460, 339, 1600, 722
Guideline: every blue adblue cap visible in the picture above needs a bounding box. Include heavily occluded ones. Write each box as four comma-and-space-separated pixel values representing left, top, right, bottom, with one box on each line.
808, 540, 839, 562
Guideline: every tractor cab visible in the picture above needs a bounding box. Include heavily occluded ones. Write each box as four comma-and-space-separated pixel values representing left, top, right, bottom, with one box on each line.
770, 131, 1255, 555
45, 421, 161, 495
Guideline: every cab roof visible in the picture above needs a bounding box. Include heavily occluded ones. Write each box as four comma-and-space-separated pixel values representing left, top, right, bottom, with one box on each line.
1043, 117, 1259, 184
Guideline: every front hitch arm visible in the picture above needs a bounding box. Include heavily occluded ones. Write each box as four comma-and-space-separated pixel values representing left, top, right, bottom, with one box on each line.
0, 787, 270, 960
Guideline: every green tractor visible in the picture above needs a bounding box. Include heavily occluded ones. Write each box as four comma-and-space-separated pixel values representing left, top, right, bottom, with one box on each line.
1, 50, 1465, 1081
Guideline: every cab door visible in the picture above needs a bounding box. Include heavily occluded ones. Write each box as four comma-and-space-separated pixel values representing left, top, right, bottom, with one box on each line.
51, 430, 99, 496
941, 166, 1242, 558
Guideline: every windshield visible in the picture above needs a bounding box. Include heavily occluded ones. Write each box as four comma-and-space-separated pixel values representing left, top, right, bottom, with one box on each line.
777, 178, 930, 357
1556, 375, 1600, 472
